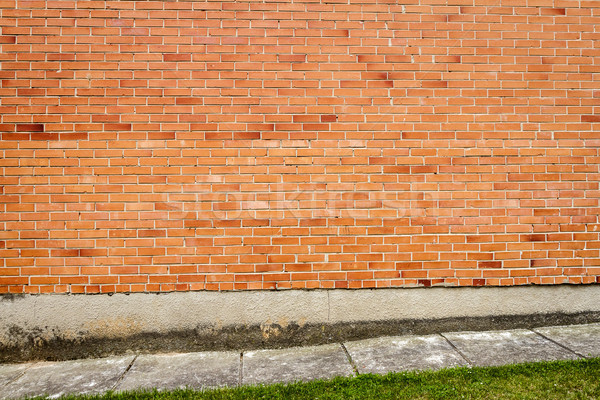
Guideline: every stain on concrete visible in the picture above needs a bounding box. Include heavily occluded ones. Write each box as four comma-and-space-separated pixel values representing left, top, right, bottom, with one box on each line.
0, 294, 25, 302
2, 311, 600, 364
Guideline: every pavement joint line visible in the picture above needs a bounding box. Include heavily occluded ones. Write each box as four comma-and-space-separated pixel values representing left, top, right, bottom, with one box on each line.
111, 355, 138, 391
531, 329, 588, 359
340, 342, 359, 376
439, 333, 473, 367
239, 352, 243, 386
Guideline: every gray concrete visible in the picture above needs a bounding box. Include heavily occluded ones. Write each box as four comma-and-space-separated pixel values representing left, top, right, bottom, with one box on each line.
0, 323, 597, 399
442, 329, 579, 367
0, 355, 134, 400
242, 343, 354, 385
535, 323, 600, 358
328, 285, 600, 323
0, 363, 29, 387
345, 334, 467, 374
116, 351, 239, 392
2, 286, 600, 357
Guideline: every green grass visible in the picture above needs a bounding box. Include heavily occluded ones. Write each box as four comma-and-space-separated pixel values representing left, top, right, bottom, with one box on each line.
43, 358, 600, 400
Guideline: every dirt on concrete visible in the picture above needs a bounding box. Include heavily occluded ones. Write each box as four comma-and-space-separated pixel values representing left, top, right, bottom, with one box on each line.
2, 311, 600, 364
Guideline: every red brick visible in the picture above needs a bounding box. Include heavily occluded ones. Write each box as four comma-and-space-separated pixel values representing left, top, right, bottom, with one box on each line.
0, 0, 598, 294
16, 124, 44, 132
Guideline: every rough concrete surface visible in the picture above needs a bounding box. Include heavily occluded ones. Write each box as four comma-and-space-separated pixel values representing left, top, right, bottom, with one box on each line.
328, 285, 600, 323
0, 363, 29, 388
3, 286, 600, 363
535, 323, 600, 358
0, 324, 597, 398
344, 334, 467, 374
116, 351, 239, 392
242, 343, 354, 385
0, 356, 134, 400
443, 329, 579, 367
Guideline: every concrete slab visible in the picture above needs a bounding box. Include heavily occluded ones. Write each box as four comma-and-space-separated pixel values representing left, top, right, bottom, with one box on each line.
0, 363, 30, 387
116, 351, 240, 392
344, 334, 467, 375
5, 287, 600, 364
0, 356, 134, 400
242, 343, 354, 385
443, 329, 579, 367
535, 323, 600, 358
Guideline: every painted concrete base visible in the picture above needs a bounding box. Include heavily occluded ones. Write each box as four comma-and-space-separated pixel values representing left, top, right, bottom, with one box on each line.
1, 285, 600, 362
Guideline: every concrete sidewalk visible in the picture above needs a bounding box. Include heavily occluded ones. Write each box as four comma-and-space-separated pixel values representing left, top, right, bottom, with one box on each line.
1, 323, 599, 399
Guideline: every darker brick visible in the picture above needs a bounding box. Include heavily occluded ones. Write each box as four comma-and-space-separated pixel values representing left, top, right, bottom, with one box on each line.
16, 124, 44, 132
582, 115, 600, 123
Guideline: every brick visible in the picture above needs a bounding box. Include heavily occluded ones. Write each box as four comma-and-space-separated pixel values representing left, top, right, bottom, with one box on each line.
581, 115, 600, 123
16, 124, 44, 132
0, 0, 598, 294
163, 53, 191, 62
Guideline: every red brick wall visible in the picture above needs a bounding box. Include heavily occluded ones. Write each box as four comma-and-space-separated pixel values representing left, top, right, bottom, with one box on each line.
1, 0, 600, 294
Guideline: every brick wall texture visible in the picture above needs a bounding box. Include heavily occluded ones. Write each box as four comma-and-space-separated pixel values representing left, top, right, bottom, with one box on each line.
1, 0, 600, 294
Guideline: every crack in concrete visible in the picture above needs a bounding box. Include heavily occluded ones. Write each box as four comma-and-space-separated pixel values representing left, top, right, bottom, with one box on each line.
238, 352, 244, 386
439, 333, 473, 366
111, 355, 137, 391
1, 362, 36, 389
531, 329, 587, 359
340, 343, 359, 376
